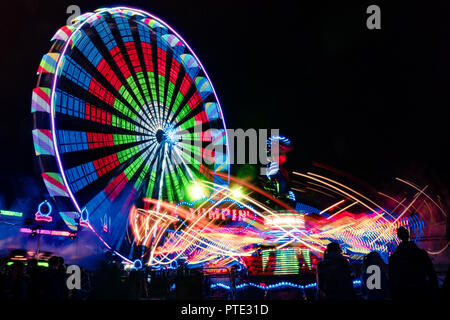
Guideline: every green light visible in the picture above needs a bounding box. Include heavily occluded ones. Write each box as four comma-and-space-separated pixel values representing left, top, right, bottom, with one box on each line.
301, 249, 311, 270
262, 250, 270, 273
7, 261, 49, 267
189, 183, 205, 200
274, 248, 299, 275
230, 187, 243, 199
0, 210, 23, 217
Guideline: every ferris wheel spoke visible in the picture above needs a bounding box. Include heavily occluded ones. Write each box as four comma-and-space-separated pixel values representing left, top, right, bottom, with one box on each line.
55, 76, 152, 135
56, 130, 147, 157
161, 50, 186, 129
164, 149, 184, 201
70, 140, 152, 196
143, 141, 161, 168
107, 16, 154, 119
86, 15, 154, 127
173, 103, 210, 132
60, 137, 151, 169
171, 145, 198, 183
165, 72, 189, 124
161, 53, 178, 126
130, 19, 158, 109
151, 146, 166, 203
69, 26, 154, 129
129, 19, 157, 111
167, 85, 197, 125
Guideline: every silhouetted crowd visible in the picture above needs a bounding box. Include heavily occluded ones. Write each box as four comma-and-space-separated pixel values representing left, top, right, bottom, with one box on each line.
0, 253, 198, 300
317, 227, 446, 300
0, 255, 91, 300
0, 226, 448, 300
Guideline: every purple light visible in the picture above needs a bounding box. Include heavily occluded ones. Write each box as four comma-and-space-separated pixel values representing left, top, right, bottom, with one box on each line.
20, 228, 76, 237
34, 213, 52, 222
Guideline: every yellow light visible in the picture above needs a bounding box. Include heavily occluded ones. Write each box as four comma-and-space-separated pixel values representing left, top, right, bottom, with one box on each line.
231, 187, 243, 199
190, 183, 205, 200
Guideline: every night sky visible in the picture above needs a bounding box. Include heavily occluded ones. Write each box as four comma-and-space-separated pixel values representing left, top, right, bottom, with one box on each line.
1, 0, 450, 211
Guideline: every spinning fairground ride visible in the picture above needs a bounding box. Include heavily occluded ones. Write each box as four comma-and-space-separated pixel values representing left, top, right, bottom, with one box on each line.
31, 6, 230, 268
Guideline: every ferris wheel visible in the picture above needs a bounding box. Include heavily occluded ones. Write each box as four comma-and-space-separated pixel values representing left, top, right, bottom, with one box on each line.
31, 6, 229, 259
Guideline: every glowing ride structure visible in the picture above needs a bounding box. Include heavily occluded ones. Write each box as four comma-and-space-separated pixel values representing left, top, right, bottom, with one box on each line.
129, 172, 433, 274
30, 6, 446, 273
32, 7, 229, 263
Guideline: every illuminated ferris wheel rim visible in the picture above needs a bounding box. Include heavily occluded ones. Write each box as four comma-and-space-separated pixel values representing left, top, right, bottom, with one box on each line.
48, 6, 231, 214
32, 5, 232, 263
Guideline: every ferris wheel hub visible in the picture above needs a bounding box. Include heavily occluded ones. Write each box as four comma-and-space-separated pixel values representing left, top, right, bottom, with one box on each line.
156, 129, 165, 143
155, 127, 178, 146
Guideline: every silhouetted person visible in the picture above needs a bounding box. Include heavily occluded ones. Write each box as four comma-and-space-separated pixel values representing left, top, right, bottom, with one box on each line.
204, 274, 211, 299
190, 268, 204, 300
316, 242, 355, 300
5, 261, 29, 300
26, 258, 41, 300
443, 266, 450, 299
94, 259, 124, 299
389, 226, 438, 300
175, 268, 203, 300
0, 258, 7, 299
126, 270, 141, 300
41, 256, 67, 300
57, 256, 66, 273
361, 251, 389, 300
230, 266, 237, 300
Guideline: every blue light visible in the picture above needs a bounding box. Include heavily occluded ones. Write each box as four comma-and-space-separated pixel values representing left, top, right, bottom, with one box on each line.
133, 259, 142, 269
170, 260, 178, 269
37, 200, 52, 217
265, 162, 279, 177
288, 190, 296, 201
80, 207, 89, 222
163, 125, 179, 146
210, 279, 363, 292
268, 135, 291, 147
353, 280, 362, 286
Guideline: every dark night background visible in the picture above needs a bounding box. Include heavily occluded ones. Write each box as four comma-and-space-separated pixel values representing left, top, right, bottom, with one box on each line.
1, 0, 449, 212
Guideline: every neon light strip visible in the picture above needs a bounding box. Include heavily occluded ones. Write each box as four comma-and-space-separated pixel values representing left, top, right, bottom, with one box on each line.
20, 228, 76, 237
85, 223, 133, 263
210, 280, 362, 291
35, 213, 52, 222
0, 210, 23, 217
7, 261, 49, 267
